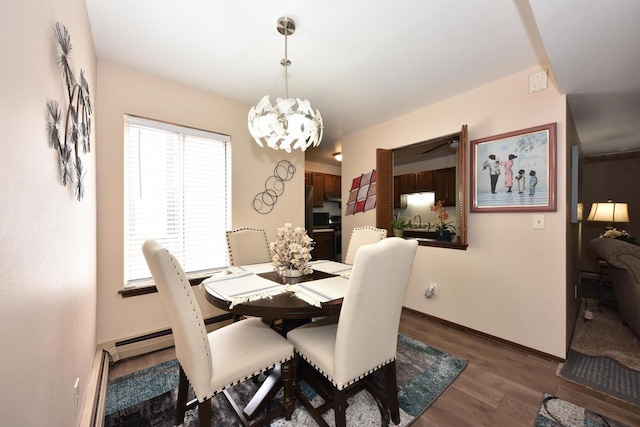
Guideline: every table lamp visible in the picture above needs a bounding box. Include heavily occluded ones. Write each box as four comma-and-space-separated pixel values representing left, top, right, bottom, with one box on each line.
586, 199, 629, 230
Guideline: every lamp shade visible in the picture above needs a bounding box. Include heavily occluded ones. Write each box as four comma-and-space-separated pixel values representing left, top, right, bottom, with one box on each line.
586, 201, 629, 223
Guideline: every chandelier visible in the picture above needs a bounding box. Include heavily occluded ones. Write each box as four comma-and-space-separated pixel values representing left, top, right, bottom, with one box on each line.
248, 17, 323, 153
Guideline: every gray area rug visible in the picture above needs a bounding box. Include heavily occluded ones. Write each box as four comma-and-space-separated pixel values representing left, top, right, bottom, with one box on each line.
560, 299, 640, 407
560, 349, 640, 407
572, 298, 640, 371
533, 393, 629, 427
104, 334, 467, 426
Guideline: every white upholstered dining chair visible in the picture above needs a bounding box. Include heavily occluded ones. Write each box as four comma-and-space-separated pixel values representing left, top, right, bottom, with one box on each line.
225, 227, 271, 266
142, 240, 295, 427
343, 225, 388, 264
286, 237, 418, 427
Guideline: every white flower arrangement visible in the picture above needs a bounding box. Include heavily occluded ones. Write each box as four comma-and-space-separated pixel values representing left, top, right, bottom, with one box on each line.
270, 223, 314, 276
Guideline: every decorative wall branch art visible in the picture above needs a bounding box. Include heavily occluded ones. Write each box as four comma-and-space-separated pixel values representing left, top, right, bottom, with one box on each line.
252, 160, 296, 214
346, 170, 377, 215
46, 22, 93, 201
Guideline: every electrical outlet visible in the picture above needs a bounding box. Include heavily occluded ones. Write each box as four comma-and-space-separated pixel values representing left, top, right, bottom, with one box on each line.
425, 283, 438, 298
74, 378, 80, 415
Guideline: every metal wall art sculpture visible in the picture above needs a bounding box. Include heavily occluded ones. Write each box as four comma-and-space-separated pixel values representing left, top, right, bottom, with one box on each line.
46, 22, 93, 201
252, 160, 296, 214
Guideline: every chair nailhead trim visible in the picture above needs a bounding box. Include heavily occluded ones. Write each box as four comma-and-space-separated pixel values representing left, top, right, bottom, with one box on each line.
294, 350, 395, 390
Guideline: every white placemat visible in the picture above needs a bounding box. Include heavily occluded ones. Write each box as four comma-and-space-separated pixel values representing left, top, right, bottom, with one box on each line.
203, 273, 288, 308
311, 261, 352, 274
296, 276, 349, 303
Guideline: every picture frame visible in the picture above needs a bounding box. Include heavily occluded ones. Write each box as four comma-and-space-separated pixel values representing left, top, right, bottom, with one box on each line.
470, 123, 557, 212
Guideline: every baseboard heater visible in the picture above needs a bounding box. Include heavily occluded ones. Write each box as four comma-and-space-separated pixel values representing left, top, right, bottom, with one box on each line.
101, 313, 233, 363
79, 349, 109, 427
84, 313, 232, 427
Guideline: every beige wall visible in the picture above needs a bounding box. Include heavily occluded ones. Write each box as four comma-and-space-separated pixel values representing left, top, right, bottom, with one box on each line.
0, 0, 97, 425
96, 61, 304, 346
341, 66, 570, 358
305, 160, 342, 176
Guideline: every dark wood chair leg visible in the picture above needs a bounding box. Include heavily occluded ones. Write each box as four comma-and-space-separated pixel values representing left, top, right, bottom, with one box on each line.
176, 365, 189, 425
281, 357, 297, 419
198, 399, 211, 427
385, 361, 400, 424
334, 389, 347, 427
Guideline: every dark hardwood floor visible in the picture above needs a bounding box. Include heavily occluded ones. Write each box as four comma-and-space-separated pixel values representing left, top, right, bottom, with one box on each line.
108, 308, 640, 426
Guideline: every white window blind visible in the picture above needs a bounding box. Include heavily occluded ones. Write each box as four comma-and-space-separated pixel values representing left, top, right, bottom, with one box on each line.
124, 115, 231, 286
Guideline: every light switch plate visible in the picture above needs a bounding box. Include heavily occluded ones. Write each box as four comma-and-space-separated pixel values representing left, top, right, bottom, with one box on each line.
533, 214, 545, 229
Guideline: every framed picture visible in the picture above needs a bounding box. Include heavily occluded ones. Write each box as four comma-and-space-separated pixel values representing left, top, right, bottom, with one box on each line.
470, 123, 557, 212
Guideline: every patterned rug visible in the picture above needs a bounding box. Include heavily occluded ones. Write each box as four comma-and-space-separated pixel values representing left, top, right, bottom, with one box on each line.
560, 349, 640, 407
533, 393, 630, 427
104, 334, 467, 426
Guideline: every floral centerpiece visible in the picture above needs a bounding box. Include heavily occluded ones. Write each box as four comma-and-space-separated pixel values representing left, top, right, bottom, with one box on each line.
430, 200, 456, 241
270, 223, 314, 277
599, 228, 639, 245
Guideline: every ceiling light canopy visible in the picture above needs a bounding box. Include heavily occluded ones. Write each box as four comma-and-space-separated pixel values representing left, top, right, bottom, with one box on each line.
333, 152, 342, 162
248, 17, 323, 153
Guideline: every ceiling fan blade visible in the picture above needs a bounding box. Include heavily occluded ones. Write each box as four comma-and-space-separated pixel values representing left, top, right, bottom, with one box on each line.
420, 140, 449, 155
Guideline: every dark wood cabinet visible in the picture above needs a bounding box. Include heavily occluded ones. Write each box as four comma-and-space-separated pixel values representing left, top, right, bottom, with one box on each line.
416, 171, 434, 192
394, 168, 454, 205
435, 167, 456, 206
398, 174, 416, 194
312, 173, 325, 207
312, 230, 334, 260
393, 176, 407, 209
324, 174, 341, 198
308, 172, 341, 207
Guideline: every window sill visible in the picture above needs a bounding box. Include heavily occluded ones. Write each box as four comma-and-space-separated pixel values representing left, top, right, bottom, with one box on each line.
406, 237, 468, 250
119, 276, 208, 298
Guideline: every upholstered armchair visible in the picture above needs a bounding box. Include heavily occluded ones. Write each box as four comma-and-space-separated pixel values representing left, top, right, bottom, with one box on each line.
589, 237, 640, 338
142, 240, 295, 426
344, 226, 388, 265
287, 237, 418, 426
225, 228, 271, 266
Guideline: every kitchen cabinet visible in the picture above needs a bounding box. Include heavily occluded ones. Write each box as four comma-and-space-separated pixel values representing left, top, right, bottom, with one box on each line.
395, 168, 454, 204
309, 172, 341, 207
312, 229, 334, 260
435, 167, 456, 206
324, 174, 341, 198
393, 176, 406, 209
416, 171, 434, 192
305, 172, 313, 187
312, 173, 325, 207
398, 173, 416, 194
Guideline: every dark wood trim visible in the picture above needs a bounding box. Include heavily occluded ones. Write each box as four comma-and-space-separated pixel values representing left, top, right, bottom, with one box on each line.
114, 313, 233, 348
414, 239, 468, 250
584, 150, 640, 163
119, 276, 208, 298
401, 307, 564, 362
376, 148, 394, 235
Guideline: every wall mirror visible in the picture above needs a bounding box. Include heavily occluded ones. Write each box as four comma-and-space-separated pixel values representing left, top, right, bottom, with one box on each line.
376, 124, 468, 248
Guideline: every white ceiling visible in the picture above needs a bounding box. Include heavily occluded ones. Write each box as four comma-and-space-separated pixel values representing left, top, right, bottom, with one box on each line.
86, 0, 640, 166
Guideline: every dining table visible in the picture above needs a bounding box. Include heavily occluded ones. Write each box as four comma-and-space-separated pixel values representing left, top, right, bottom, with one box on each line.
203, 259, 352, 418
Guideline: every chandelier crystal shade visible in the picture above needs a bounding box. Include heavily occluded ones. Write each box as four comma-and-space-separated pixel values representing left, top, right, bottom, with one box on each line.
248, 17, 323, 153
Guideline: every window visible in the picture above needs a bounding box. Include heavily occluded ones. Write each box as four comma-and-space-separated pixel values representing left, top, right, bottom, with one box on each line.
124, 115, 231, 287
